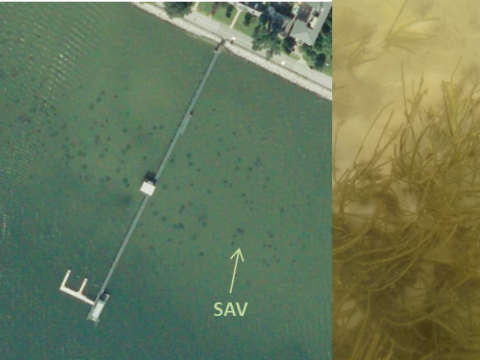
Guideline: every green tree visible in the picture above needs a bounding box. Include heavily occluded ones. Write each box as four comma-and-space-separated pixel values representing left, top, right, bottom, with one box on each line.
243, 12, 253, 26
300, 44, 326, 70
267, 37, 282, 59
322, 30, 332, 58
252, 25, 281, 59
315, 53, 327, 69
300, 8, 332, 71
318, 9, 332, 59
259, 11, 270, 26
164, 2, 193, 19
282, 37, 296, 54
226, 5, 234, 18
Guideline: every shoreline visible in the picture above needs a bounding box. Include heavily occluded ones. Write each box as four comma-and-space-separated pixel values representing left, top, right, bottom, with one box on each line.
132, 3, 332, 101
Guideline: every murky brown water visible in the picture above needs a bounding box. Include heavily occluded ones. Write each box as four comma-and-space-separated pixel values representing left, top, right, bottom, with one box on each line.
333, 1, 480, 358
334, 0, 480, 174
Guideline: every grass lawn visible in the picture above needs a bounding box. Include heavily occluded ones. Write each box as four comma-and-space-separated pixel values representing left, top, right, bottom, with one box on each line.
197, 3, 238, 26
197, 2, 214, 16
211, 3, 237, 26
285, 51, 301, 61
233, 11, 259, 37
322, 62, 332, 76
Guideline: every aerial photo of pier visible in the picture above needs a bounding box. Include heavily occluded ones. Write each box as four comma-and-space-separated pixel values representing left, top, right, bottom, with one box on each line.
0, 2, 331, 359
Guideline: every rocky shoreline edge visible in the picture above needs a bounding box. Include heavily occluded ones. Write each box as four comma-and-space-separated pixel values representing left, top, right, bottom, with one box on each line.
132, 2, 332, 101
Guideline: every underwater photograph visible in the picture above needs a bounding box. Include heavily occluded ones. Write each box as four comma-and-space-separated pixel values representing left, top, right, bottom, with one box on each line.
333, 0, 480, 359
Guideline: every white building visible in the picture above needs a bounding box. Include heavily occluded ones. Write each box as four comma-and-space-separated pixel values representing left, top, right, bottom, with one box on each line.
140, 179, 156, 196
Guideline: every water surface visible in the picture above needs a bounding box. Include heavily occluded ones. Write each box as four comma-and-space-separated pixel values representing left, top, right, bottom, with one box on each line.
0, 3, 331, 359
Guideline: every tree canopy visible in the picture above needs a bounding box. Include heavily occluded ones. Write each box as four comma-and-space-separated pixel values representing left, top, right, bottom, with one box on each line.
252, 24, 282, 59
300, 9, 332, 70
164, 2, 194, 19
243, 13, 253, 26
282, 37, 296, 54
251, 10, 285, 59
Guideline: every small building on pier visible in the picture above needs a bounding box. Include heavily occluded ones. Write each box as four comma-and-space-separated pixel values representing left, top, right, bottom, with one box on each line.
140, 178, 156, 196
88, 292, 110, 323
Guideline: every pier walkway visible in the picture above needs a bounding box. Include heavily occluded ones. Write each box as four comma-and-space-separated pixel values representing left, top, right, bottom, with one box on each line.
87, 42, 224, 322
154, 41, 223, 180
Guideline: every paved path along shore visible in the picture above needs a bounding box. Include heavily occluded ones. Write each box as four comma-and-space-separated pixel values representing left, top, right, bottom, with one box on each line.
132, 2, 332, 100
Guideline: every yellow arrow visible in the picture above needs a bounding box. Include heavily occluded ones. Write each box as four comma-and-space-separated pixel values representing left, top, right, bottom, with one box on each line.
229, 248, 244, 294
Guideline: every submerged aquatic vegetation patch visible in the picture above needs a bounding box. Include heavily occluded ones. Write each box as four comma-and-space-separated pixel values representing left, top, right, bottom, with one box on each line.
333, 72, 480, 359
383, 0, 438, 54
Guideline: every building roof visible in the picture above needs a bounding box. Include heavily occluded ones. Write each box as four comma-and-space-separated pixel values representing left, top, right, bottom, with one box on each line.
297, 2, 313, 22
290, 21, 318, 46
140, 181, 156, 196
305, 2, 323, 12
289, 2, 332, 46
240, 2, 264, 11
235, 2, 263, 17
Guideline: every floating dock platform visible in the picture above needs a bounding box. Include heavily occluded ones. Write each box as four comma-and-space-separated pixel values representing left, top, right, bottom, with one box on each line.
59, 269, 94, 306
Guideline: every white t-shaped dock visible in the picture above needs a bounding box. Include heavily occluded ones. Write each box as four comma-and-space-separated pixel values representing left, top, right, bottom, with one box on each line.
59, 270, 94, 306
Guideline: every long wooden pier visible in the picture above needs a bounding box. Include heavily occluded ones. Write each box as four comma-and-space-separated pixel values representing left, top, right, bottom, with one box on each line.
154, 41, 223, 180
86, 42, 224, 322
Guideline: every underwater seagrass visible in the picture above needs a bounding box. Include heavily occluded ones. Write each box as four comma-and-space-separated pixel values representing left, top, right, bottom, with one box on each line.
333, 69, 480, 359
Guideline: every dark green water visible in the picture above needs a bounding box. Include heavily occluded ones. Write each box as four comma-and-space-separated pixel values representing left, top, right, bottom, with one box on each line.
0, 3, 331, 359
